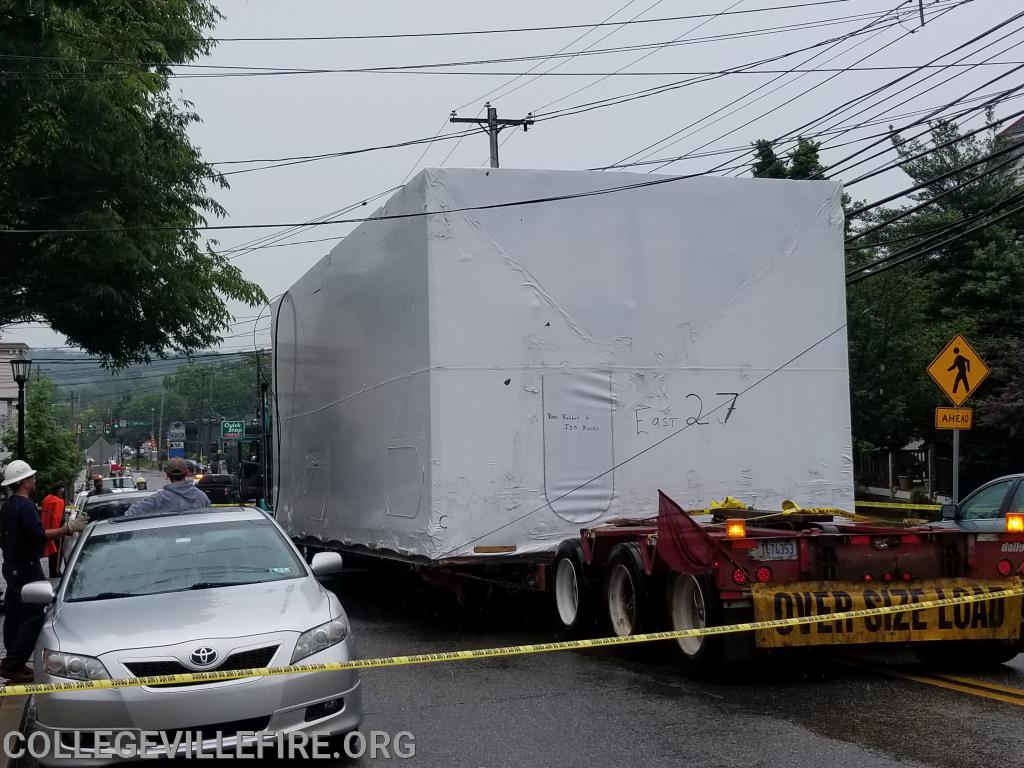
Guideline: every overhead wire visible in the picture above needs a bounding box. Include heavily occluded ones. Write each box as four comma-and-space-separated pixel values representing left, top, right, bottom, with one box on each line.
610, 0, 924, 170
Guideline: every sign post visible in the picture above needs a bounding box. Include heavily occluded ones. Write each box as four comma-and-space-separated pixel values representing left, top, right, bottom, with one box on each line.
927, 334, 989, 503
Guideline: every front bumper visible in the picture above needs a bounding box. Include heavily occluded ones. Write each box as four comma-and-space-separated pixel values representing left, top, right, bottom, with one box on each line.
32, 679, 361, 766
32, 637, 362, 767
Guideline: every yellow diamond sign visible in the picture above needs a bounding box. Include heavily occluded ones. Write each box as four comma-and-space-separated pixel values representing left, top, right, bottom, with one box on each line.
927, 334, 989, 407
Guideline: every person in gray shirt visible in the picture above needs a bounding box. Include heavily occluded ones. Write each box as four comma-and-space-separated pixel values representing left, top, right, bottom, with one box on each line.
126, 458, 212, 516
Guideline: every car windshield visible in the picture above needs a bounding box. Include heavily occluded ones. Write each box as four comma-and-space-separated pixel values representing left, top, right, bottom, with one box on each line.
65, 518, 305, 602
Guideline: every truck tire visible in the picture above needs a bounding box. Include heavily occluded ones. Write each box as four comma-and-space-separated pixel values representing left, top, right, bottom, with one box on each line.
604, 543, 651, 638
666, 572, 723, 674
553, 540, 595, 635
912, 639, 1022, 669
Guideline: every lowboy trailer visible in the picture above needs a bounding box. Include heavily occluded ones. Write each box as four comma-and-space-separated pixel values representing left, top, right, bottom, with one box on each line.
550, 493, 1024, 672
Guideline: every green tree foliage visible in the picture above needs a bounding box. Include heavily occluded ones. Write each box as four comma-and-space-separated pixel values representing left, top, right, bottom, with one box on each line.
0, 1, 266, 367
750, 137, 824, 179
2, 378, 80, 492
63, 353, 268, 449
752, 121, 1024, 466
847, 118, 1024, 460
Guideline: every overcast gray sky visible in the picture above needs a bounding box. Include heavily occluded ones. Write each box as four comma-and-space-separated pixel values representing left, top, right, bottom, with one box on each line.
9, 0, 1021, 353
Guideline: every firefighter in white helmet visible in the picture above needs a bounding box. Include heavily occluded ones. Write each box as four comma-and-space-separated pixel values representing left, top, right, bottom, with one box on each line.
0, 461, 88, 683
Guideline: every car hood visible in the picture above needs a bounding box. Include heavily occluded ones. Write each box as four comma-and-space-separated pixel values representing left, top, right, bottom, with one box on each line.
52, 578, 333, 653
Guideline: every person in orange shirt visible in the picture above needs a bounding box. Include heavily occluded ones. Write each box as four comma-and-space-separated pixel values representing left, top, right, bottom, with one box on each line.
40, 483, 66, 578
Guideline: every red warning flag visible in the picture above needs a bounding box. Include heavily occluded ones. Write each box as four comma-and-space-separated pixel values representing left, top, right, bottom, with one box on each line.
656, 490, 718, 574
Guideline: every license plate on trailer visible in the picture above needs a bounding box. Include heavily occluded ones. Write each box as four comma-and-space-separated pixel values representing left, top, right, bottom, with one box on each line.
750, 540, 797, 561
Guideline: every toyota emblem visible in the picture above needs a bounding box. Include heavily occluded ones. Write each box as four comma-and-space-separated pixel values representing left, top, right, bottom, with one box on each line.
189, 647, 218, 667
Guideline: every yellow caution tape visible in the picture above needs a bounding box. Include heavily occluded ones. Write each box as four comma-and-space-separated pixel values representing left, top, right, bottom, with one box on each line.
710, 496, 749, 510
3, 585, 1021, 698
855, 501, 942, 511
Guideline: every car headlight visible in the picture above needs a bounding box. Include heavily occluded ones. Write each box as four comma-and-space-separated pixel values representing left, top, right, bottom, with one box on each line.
291, 618, 348, 664
42, 649, 110, 681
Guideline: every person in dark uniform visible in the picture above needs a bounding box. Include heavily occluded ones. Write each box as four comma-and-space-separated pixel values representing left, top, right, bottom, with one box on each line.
0, 461, 88, 683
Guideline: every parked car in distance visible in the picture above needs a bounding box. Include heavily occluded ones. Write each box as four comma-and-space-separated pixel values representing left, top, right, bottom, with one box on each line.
25, 507, 359, 764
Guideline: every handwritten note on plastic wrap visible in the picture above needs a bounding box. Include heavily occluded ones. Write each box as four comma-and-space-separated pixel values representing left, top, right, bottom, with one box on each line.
541, 370, 615, 523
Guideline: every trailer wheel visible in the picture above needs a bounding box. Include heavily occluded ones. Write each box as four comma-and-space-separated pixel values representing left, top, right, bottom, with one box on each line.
912, 640, 1022, 670
667, 572, 723, 672
553, 540, 594, 635
604, 543, 650, 638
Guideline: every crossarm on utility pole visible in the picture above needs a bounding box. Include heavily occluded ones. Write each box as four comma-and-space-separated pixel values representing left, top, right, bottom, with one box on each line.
449, 102, 535, 168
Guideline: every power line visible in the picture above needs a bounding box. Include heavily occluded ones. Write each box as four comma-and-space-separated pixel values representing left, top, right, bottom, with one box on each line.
845, 138, 1024, 244
609, 0, 922, 169
845, 130, 1024, 219
593, 88, 1024, 169
4, 6, 928, 80
113, 1, 870, 43
842, 97, 1024, 189
528, 10, 930, 123
816, 19, 1024, 177
638, 0, 1004, 174
440, 0, 650, 167
846, 197, 1024, 283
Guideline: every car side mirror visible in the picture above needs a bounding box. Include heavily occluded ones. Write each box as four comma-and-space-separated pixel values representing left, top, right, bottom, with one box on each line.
22, 580, 55, 605
941, 503, 958, 520
310, 551, 343, 578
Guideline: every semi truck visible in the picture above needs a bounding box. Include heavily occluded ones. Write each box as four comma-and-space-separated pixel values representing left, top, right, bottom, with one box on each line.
271, 168, 1021, 669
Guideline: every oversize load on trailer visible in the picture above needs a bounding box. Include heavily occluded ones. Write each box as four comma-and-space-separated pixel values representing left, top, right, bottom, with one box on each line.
752, 578, 1022, 648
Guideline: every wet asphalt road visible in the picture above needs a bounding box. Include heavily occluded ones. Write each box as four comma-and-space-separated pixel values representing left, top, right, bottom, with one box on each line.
7, 549, 1024, 767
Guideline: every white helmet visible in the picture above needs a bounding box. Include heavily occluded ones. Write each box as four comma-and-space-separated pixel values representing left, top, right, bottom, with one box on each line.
2, 459, 37, 486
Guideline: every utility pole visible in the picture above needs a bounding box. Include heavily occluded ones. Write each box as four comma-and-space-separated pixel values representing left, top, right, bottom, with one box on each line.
450, 102, 534, 168
157, 390, 165, 471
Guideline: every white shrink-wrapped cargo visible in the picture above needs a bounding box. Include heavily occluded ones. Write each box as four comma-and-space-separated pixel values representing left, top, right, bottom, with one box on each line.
273, 168, 853, 562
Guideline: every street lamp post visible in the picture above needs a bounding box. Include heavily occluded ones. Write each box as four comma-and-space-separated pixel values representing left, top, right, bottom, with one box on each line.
10, 350, 32, 461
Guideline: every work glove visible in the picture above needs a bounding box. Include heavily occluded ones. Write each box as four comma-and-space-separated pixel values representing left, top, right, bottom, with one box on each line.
67, 516, 89, 534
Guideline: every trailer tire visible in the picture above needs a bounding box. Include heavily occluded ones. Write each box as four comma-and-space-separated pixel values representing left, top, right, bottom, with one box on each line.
604, 543, 652, 638
553, 540, 595, 635
666, 572, 723, 674
912, 639, 1022, 670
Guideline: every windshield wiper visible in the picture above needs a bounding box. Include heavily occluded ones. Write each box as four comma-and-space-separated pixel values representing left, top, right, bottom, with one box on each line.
71, 591, 139, 602
188, 581, 255, 590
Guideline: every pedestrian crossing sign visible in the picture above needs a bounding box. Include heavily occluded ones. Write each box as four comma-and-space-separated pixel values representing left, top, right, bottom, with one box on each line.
927, 334, 989, 407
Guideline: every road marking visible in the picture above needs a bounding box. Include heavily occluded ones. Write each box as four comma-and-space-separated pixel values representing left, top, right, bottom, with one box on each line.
925, 671, 1024, 698
883, 668, 1024, 707
841, 658, 1024, 707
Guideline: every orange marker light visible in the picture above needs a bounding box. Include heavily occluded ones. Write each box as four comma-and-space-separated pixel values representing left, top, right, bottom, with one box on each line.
725, 519, 746, 539
1007, 513, 1024, 533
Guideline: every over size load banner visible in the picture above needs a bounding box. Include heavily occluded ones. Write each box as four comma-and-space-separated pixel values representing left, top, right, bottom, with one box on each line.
752, 578, 1023, 648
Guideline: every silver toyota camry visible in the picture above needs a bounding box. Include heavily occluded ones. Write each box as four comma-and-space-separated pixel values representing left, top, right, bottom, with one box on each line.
23, 507, 362, 765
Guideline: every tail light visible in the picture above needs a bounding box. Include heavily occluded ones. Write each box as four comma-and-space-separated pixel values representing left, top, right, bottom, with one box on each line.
725, 519, 746, 538
755, 566, 773, 584
863, 572, 873, 582
997, 559, 1013, 577
732, 568, 749, 586
1018, 562, 1024, 576
1007, 513, 1024, 533
882, 571, 894, 583
902, 571, 913, 582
